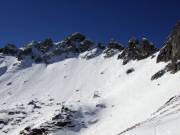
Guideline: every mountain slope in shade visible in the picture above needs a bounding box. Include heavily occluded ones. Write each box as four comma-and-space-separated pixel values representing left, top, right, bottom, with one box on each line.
0, 22, 180, 135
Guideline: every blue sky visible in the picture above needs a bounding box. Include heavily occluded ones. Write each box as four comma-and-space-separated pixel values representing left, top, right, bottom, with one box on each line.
0, 0, 180, 48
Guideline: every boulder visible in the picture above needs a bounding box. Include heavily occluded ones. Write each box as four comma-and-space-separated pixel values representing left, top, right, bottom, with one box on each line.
151, 70, 166, 80
126, 68, 135, 74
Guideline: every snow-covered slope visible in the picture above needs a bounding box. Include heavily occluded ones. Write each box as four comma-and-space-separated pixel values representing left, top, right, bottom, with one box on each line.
0, 51, 180, 135
0, 23, 180, 135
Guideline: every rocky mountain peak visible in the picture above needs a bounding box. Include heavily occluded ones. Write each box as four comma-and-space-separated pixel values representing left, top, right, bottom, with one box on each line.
67, 32, 86, 42
0, 32, 160, 66
157, 21, 180, 63
2, 23, 180, 67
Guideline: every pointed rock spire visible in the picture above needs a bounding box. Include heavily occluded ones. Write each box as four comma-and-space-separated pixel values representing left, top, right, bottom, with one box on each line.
157, 21, 180, 63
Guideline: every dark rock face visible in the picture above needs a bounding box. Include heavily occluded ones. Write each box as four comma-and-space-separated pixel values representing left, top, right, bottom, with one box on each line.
61, 32, 93, 53
107, 39, 124, 50
20, 46, 32, 55
154, 22, 180, 76
0, 44, 19, 55
0, 119, 9, 125
38, 38, 54, 53
103, 40, 124, 58
166, 61, 180, 73
157, 22, 180, 63
20, 127, 47, 135
79, 39, 93, 52
118, 38, 157, 65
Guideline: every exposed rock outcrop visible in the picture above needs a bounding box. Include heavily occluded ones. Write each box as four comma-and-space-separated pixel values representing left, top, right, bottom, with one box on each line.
151, 70, 166, 80
68, 32, 86, 42
151, 21, 180, 79
118, 38, 157, 64
60, 32, 92, 53
151, 61, 180, 80
19, 105, 86, 135
79, 39, 94, 52
126, 68, 135, 74
0, 44, 19, 56
16, 32, 95, 64
157, 21, 180, 63
103, 39, 124, 58
0, 32, 159, 66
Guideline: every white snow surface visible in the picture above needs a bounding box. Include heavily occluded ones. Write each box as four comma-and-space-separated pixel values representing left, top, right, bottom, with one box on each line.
0, 52, 180, 135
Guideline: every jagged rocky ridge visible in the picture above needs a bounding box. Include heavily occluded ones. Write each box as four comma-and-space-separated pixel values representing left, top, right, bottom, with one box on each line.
0, 22, 180, 80
0, 33, 157, 65
0, 22, 180, 77
0, 32, 96, 64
